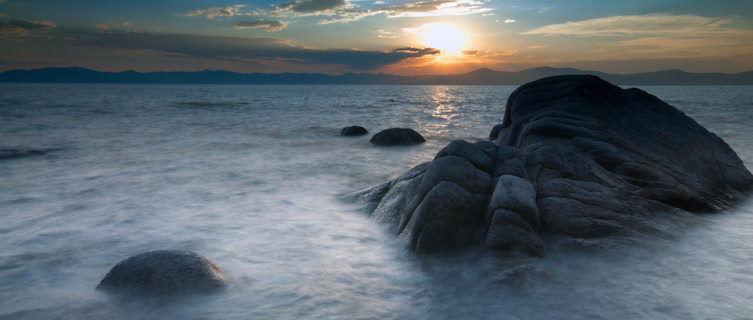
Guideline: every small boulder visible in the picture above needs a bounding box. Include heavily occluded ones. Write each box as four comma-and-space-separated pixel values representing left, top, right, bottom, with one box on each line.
370, 128, 425, 146
340, 126, 369, 136
97, 250, 227, 294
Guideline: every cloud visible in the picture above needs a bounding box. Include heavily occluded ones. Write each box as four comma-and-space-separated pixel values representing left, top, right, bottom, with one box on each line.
80, 32, 440, 70
522, 14, 733, 36
380, 0, 490, 18
504, 19, 515, 23
94, 22, 131, 31
394, 47, 441, 55
520, 14, 753, 65
184, 4, 248, 19
276, 0, 350, 14
266, 0, 491, 24
0, 18, 56, 37
376, 29, 397, 39
234, 19, 288, 32
605, 35, 753, 59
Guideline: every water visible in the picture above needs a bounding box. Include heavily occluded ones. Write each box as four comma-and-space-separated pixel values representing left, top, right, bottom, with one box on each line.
1, 84, 752, 319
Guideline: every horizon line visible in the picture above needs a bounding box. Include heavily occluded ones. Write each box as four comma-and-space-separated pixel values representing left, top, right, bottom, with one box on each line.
2, 66, 753, 77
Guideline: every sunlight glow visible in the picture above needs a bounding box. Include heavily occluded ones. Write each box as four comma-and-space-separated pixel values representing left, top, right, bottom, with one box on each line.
408, 23, 467, 54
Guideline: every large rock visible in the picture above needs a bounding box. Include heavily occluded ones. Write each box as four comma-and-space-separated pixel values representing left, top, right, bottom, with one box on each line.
370, 128, 425, 146
97, 250, 227, 294
352, 75, 753, 255
340, 126, 369, 136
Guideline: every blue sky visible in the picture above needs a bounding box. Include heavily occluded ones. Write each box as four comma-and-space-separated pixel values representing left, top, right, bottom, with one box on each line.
1, 0, 751, 74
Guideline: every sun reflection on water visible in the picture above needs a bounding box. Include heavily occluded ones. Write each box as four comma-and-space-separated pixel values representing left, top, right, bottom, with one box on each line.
417, 86, 461, 138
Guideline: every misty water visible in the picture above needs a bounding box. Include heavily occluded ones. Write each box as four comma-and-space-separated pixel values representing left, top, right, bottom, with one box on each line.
1, 84, 753, 319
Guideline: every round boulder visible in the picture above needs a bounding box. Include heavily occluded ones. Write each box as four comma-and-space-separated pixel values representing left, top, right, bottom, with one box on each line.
369, 128, 425, 146
97, 250, 227, 294
340, 125, 369, 136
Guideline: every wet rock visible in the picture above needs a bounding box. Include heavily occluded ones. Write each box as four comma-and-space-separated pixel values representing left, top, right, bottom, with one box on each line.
340, 126, 369, 136
370, 128, 425, 146
405, 181, 480, 252
352, 75, 753, 255
97, 250, 227, 294
435, 140, 494, 172
489, 124, 504, 141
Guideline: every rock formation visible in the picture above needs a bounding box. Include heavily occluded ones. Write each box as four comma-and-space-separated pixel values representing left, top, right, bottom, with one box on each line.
352, 75, 753, 255
98, 250, 227, 294
370, 128, 426, 146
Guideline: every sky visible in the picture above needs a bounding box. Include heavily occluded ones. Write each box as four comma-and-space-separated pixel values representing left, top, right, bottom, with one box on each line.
0, 0, 752, 75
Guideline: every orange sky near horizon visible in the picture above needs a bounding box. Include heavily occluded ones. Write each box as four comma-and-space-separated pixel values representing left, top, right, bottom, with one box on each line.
1, 0, 752, 75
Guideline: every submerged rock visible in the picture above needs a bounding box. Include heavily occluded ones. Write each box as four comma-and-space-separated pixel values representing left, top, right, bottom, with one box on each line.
370, 128, 425, 146
341, 126, 369, 136
0, 148, 45, 159
97, 250, 227, 294
352, 75, 753, 255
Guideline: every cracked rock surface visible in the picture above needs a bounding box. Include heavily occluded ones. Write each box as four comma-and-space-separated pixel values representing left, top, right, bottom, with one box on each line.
351, 75, 753, 255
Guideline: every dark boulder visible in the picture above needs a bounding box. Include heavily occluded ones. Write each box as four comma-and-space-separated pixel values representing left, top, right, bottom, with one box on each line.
97, 250, 227, 294
340, 126, 369, 136
370, 128, 425, 146
352, 75, 753, 255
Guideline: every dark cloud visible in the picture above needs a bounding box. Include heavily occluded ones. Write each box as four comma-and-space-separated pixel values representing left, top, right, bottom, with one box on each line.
80, 32, 439, 70
300, 47, 440, 69
278, 0, 349, 13
234, 19, 288, 32
0, 18, 56, 36
80, 32, 288, 57
394, 47, 441, 55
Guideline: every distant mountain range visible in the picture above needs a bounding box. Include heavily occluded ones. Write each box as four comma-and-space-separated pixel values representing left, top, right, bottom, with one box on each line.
1, 66, 752, 85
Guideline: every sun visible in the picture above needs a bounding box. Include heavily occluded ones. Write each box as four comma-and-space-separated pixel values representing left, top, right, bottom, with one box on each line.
416, 23, 467, 54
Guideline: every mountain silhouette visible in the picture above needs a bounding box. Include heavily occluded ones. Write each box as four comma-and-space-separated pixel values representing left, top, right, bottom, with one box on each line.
1, 67, 751, 85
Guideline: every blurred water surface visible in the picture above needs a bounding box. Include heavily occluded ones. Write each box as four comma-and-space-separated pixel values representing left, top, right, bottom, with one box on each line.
1, 84, 752, 319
